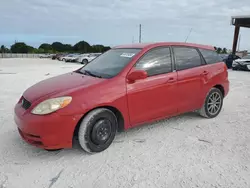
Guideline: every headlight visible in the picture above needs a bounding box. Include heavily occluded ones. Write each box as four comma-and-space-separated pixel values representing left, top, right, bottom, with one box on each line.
31, 96, 72, 115
232, 61, 237, 65
233, 61, 243, 65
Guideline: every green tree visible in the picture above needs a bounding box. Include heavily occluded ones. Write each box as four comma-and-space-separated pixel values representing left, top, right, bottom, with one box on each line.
27, 45, 36, 53
1, 46, 10, 53
0, 45, 5, 58
91, 45, 111, 53
0, 45, 6, 53
92, 45, 103, 52
222, 48, 227, 54
64, 44, 73, 52
39, 43, 53, 53
10, 42, 36, 53
216, 47, 222, 54
51, 42, 73, 52
51, 42, 64, 52
8, 40, 111, 54
73, 41, 91, 53
11, 42, 30, 53
103, 46, 111, 52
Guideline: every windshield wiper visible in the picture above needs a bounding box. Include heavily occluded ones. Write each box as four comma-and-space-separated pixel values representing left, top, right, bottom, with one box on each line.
83, 70, 103, 78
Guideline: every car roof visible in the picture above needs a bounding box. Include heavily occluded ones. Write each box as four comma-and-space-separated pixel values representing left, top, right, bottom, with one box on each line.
113, 42, 215, 51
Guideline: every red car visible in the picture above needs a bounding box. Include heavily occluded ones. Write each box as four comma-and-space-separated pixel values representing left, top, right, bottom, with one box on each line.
14, 42, 229, 153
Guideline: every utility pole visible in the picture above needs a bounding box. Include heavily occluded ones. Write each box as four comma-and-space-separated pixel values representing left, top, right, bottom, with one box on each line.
237, 34, 241, 52
139, 24, 142, 43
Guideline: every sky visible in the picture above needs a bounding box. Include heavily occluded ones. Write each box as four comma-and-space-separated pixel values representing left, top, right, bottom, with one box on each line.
1, 0, 250, 50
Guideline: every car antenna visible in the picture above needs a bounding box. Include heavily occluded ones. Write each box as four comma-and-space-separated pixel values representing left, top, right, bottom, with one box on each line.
184, 28, 193, 43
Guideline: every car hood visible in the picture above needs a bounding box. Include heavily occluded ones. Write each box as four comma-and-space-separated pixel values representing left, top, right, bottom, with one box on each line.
235, 59, 250, 62
23, 72, 104, 102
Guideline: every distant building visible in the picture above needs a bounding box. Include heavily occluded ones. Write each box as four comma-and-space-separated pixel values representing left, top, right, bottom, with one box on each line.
236, 50, 248, 57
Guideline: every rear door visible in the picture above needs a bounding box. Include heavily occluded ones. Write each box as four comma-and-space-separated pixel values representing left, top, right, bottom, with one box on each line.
198, 48, 228, 100
127, 47, 178, 126
172, 46, 205, 113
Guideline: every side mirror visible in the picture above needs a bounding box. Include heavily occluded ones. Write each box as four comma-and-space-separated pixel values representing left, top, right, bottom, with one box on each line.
127, 70, 147, 82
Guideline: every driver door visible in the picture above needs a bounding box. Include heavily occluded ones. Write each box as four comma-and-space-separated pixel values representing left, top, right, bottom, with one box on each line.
126, 47, 178, 126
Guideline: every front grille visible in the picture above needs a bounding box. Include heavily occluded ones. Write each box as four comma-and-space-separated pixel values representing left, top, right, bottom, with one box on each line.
21, 97, 31, 110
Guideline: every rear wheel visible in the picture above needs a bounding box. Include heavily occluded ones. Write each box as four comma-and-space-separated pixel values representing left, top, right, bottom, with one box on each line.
199, 88, 223, 118
78, 108, 118, 153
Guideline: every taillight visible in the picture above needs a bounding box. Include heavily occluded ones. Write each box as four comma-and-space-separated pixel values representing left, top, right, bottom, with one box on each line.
224, 63, 228, 78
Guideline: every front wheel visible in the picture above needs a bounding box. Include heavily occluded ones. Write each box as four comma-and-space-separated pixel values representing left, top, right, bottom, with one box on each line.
78, 108, 118, 153
81, 59, 88, 65
198, 88, 223, 118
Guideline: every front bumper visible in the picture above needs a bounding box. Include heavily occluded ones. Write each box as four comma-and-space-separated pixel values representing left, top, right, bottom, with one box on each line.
14, 103, 82, 150
232, 63, 250, 71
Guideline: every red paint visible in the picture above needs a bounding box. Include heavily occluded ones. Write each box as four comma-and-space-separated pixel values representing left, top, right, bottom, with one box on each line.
14, 42, 229, 150
127, 69, 178, 125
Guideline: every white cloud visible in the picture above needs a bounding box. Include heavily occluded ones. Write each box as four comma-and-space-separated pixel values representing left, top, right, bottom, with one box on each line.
0, 0, 250, 50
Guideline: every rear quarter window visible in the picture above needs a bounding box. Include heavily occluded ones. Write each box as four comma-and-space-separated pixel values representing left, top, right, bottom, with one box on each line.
199, 49, 222, 64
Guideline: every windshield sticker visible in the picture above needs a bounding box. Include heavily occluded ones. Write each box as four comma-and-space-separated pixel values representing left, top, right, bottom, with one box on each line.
120, 53, 135, 58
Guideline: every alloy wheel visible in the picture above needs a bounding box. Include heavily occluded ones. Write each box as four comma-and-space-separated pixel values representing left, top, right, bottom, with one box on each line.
207, 92, 222, 115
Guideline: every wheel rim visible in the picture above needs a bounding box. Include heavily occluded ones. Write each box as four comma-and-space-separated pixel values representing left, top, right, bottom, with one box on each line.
91, 119, 112, 145
82, 60, 87, 64
207, 92, 222, 115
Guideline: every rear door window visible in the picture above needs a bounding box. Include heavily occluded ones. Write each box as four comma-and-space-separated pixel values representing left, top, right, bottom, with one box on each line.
173, 47, 202, 71
199, 49, 222, 64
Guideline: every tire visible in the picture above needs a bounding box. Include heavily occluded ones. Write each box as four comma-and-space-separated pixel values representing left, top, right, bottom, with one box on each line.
199, 88, 223, 118
81, 59, 88, 65
78, 108, 118, 153
232, 67, 237, 70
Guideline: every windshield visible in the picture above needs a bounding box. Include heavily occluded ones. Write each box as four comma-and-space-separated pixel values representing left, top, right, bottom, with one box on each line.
79, 48, 141, 78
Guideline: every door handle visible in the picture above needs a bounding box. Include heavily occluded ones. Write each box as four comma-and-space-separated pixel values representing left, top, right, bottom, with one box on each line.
202, 71, 209, 75
167, 77, 175, 83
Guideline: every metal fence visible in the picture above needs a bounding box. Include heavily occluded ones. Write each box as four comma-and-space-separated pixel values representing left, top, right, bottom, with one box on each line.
0, 53, 44, 58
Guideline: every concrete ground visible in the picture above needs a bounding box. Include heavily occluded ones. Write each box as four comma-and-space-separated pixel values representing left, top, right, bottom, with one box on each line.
0, 58, 250, 188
